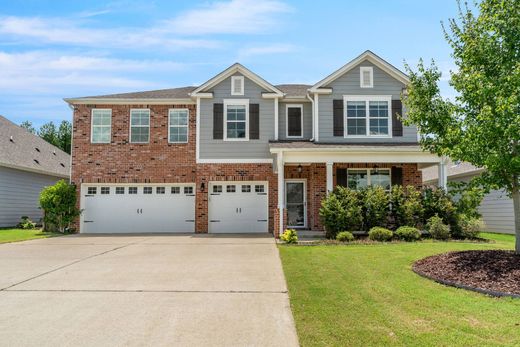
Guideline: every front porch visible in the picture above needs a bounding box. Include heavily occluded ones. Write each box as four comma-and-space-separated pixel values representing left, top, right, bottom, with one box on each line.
270, 142, 447, 237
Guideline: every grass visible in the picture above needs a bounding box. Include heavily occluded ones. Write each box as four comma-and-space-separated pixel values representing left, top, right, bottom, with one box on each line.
279, 232, 520, 347
0, 228, 61, 244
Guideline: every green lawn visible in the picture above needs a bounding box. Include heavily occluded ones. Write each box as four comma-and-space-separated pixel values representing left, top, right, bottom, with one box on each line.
0, 228, 61, 244
279, 233, 520, 347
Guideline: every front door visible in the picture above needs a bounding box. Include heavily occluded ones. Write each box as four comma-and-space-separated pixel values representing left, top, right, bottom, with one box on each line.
286, 180, 306, 228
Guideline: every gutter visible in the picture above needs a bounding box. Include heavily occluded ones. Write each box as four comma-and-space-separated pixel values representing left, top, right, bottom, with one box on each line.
306, 92, 315, 141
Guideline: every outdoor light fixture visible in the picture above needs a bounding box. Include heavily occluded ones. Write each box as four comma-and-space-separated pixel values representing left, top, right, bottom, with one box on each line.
200, 182, 205, 192
297, 164, 302, 173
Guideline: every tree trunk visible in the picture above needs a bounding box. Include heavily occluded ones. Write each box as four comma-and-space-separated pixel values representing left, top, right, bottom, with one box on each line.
513, 187, 520, 254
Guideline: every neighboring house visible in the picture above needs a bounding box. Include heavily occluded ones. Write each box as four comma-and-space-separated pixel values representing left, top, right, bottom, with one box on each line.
0, 115, 70, 227
422, 160, 515, 234
65, 50, 443, 236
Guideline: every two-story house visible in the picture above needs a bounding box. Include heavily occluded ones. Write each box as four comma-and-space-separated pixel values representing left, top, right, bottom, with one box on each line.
65, 51, 444, 236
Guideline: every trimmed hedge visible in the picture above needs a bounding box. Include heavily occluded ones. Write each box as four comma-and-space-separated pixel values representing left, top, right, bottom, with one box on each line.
368, 227, 393, 241
395, 226, 421, 241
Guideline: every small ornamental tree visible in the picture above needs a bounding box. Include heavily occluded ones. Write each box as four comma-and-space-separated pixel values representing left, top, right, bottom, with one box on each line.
402, 0, 520, 252
39, 180, 81, 233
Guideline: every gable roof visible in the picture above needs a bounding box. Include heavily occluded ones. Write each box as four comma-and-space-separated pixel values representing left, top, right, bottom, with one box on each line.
0, 115, 70, 178
309, 50, 409, 92
190, 63, 284, 96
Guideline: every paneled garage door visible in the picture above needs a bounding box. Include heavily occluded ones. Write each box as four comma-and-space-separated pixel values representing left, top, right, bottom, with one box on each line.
81, 184, 195, 233
208, 181, 268, 233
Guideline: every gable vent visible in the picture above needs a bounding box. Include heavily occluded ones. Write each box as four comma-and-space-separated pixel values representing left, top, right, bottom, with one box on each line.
33, 159, 39, 165
360, 67, 373, 88
231, 76, 244, 95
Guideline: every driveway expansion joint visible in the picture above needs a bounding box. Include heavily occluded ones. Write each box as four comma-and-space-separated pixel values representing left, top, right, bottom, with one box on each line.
3, 289, 288, 294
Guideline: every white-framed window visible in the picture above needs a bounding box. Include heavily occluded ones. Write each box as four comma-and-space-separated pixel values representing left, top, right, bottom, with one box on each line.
255, 185, 265, 193
91, 109, 112, 144
226, 185, 236, 193
101, 187, 110, 195
212, 185, 222, 193
87, 187, 97, 195
130, 109, 150, 143
171, 187, 180, 194
360, 66, 373, 88
129, 187, 138, 194
231, 76, 244, 96
286, 104, 303, 138
347, 168, 391, 190
184, 186, 194, 195
115, 187, 125, 194
143, 187, 152, 194
344, 96, 392, 137
241, 185, 251, 193
224, 99, 249, 141
156, 187, 165, 194
168, 109, 189, 143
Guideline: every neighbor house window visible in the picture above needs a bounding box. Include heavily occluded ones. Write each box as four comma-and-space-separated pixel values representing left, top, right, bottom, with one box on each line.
169, 109, 189, 143
347, 169, 391, 190
130, 109, 150, 143
231, 76, 244, 96
91, 109, 112, 143
360, 67, 373, 88
286, 105, 303, 138
224, 100, 248, 140
344, 96, 391, 137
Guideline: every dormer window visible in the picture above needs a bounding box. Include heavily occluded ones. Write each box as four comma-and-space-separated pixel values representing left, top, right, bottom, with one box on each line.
360, 67, 373, 88
231, 76, 244, 96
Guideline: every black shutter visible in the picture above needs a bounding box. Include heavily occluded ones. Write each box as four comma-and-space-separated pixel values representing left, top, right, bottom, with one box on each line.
287, 107, 302, 137
213, 103, 223, 139
391, 166, 403, 186
337, 168, 348, 187
333, 99, 344, 136
249, 103, 260, 140
392, 99, 403, 137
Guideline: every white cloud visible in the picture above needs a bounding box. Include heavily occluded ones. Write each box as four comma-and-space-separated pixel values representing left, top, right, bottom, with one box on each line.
238, 43, 296, 58
163, 0, 291, 35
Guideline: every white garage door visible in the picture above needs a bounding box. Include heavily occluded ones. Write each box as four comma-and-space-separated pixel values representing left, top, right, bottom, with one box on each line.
81, 184, 195, 233
208, 181, 268, 233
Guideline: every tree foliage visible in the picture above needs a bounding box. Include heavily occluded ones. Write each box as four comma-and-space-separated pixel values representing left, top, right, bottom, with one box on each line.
39, 180, 81, 233
21, 120, 72, 154
402, 0, 520, 252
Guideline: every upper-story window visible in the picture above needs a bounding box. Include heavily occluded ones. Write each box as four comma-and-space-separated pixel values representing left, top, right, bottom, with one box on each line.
169, 109, 189, 143
344, 96, 391, 137
286, 105, 303, 138
360, 67, 373, 88
231, 76, 244, 95
130, 109, 150, 143
91, 109, 112, 143
224, 99, 249, 141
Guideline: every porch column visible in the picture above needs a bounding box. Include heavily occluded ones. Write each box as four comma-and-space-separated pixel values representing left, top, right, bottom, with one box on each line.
326, 161, 333, 193
277, 152, 285, 236
438, 158, 448, 190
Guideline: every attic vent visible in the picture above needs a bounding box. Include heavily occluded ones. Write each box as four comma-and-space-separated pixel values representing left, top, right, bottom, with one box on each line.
60, 163, 65, 167
360, 67, 373, 88
231, 76, 244, 95
33, 159, 39, 165
9, 136, 13, 142
35, 147, 40, 152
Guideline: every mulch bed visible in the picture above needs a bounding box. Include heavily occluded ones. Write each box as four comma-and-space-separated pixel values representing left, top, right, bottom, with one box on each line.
413, 250, 520, 297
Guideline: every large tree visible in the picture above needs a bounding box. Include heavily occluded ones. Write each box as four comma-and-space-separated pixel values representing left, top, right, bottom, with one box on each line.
23, 120, 72, 154
402, 0, 520, 252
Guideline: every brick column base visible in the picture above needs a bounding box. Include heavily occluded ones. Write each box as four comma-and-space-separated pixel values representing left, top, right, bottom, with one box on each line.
273, 207, 287, 238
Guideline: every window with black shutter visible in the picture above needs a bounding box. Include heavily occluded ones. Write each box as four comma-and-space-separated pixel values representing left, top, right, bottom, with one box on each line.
286, 105, 303, 138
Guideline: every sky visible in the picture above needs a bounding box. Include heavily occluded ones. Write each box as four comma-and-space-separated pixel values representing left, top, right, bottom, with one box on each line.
0, 0, 464, 128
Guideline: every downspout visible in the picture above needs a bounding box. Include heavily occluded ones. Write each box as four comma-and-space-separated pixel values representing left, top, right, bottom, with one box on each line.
307, 92, 315, 141
66, 102, 74, 185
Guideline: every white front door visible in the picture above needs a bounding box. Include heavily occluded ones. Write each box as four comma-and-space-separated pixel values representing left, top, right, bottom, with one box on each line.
286, 180, 306, 228
81, 184, 195, 233
208, 181, 268, 233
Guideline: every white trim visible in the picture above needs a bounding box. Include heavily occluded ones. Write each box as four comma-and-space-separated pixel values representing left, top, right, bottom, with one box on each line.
314, 93, 320, 141
346, 168, 391, 189
360, 66, 374, 88
223, 99, 249, 141
197, 158, 273, 164
285, 104, 304, 139
285, 179, 307, 229
343, 95, 392, 138
90, 108, 112, 144
129, 108, 150, 144
274, 98, 279, 141
196, 97, 201, 161
65, 98, 195, 105
326, 162, 333, 193
277, 152, 284, 235
310, 50, 409, 92
168, 108, 189, 144
231, 76, 244, 96
0, 162, 69, 179
278, 151, 441, 164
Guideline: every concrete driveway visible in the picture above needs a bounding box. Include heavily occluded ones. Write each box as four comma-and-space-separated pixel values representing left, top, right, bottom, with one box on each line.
0, 234, 299, 347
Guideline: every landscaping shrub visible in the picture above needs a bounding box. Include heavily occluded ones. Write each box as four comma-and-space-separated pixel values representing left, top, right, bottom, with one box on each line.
368, 227, 393, 242
281, 229, 298, 244
426, 215, 451, 240
448, 181, 485, 219
401, 186, 424, 228
395, 226, 421, 241
320, 187, 363, 239
17, 216, 36, 230
389, 185, 406, 228
422, 187, 458, 236
336, 231, 354, 242
361, 186, 389, 230
39, 180, 81, 233
458, 215, 484, 239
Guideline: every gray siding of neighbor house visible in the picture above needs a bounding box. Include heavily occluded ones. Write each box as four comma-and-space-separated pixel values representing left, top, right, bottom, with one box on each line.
0, 166, 61, 227
279, 102, 313, 140
318, 60, 418, 143
199, 73, 275, 159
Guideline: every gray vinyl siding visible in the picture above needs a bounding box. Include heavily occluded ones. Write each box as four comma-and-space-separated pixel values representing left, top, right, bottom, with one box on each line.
199, 73, 274, 159
0, 166, 61, 227
318, 60, 418, 143
279, 102, 312, 140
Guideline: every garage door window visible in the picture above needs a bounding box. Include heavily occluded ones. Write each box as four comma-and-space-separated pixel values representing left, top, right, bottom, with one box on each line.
212, 185, 222, 193
184, 186, 194, 195
87, 187, 97, 194
129, 187, 137, 194
241, 185, 251, 193
255, 185, 265, 193
143, 187, 152, 194
171, 187, 180, 194
226, 185, 236, 193
101, 187, 110, 195
156, 187, 165, 194
115, 187, 125, 194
